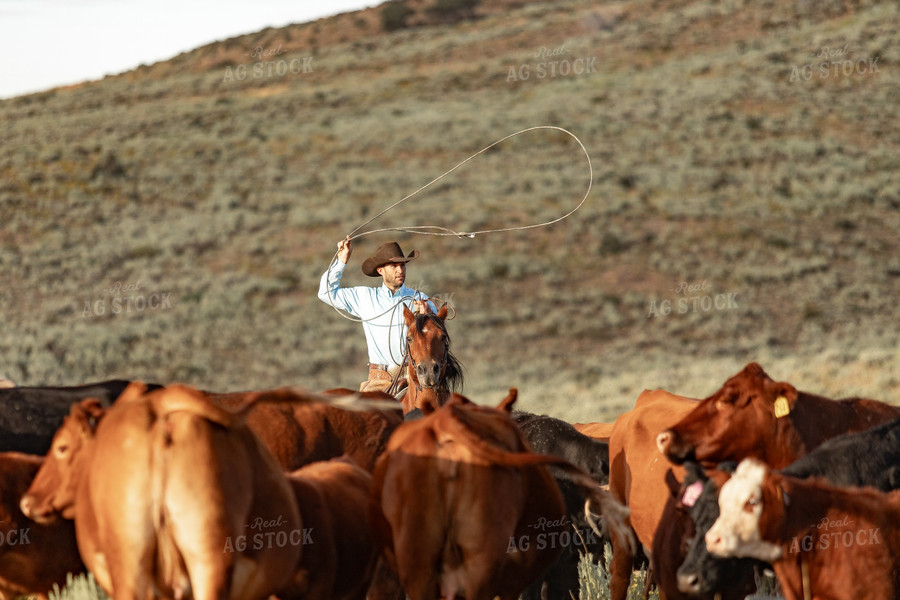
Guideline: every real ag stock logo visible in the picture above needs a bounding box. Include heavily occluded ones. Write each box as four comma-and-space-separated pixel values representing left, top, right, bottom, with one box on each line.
506, 44, 598, 83
647, 279, 739, 319
81, 280, 173, 319
506, 515, 601, 553
788, 43, 880, 82
222, 45, 314, 83
223, 515, 314, 553
788, 515, 881, 554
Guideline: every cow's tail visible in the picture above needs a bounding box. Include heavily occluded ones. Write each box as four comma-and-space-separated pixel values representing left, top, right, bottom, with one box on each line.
584, 486, 636, 556
150, 413, 192, 598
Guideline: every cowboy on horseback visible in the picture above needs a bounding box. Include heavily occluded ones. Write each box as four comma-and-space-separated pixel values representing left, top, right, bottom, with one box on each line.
318, 237, 432, 394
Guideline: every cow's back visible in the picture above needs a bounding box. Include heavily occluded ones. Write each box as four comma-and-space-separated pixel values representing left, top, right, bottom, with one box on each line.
372, 402, 568, 600
211, 392, 401, 472
573, 421, 615, 441
283, 458, 376, 600
783, 415, 900, 491
77, 387, 301, 600
0, 381, 136, 454
609, 389, 697, 549
294, 403, 401, 472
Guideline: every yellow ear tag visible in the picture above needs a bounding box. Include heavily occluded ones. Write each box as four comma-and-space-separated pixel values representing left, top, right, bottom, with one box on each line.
774, 395, 791, 418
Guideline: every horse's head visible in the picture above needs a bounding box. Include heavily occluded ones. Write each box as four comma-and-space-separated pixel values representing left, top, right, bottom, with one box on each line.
403, 303, 462, 395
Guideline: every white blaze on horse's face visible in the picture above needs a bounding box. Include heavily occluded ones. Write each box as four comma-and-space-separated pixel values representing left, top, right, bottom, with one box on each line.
706, 459, 782, 562
404, 306, 450, 390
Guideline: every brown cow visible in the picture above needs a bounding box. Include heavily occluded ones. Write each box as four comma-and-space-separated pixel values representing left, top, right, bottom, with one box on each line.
657, 362, 900, 469
208, 388, 402, 473
20, 382, 302, 600
0, 452, 85, 600
278, 457, 378, 600
706, 458, 900, 600
606, 389, 700, 600
370, 390, 632, 600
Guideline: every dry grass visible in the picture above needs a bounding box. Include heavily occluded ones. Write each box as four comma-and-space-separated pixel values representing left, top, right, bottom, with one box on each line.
1, 0, 898, 430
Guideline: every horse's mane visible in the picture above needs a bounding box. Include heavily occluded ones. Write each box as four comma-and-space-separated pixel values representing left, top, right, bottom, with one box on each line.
413, 312, 465, 394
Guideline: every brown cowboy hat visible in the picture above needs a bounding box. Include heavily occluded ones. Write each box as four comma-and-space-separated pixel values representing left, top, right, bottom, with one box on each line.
361, 241, 419, 277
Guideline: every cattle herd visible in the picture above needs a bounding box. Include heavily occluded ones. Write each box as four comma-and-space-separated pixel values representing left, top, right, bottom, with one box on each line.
0, 361, 897, 600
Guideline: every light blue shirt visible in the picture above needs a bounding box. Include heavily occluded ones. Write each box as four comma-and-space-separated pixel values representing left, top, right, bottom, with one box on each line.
318, 261, 431, 368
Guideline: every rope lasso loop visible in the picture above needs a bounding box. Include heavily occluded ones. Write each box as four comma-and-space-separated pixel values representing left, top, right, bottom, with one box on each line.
345, 125, 592, 241
322, 125, 592, 324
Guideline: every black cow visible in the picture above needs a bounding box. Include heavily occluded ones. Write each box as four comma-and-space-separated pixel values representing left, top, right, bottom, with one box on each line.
0, 380, 161, 454
673, 462, 764, 597
512, 411, 610, 600
781, 415, 900, 490
676, 416, 900, 596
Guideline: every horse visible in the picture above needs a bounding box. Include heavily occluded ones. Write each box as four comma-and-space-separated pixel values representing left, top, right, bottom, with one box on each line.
399, 303, 464, 416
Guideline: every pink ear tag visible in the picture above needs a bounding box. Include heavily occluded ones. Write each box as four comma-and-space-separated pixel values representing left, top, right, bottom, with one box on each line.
682, 481, 703, 507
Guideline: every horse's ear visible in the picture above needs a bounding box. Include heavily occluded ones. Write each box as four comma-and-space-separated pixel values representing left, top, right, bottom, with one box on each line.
403, 304, 416, 326
436, 304, 448, 320
498, 388, 517, 412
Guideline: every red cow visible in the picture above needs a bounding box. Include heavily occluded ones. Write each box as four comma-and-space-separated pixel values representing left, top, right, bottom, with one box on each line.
279, 457, 377, 600
606, 389, 700, 600
370, 390, 632, 600
657, 362, 900, 469
0, 452, 85, 600
208, 388, 402, 473
20, 383, 302, 600
706, 458, 900, 600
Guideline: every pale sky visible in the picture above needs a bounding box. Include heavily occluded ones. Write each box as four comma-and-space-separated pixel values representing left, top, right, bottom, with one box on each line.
0, 0, 373, 99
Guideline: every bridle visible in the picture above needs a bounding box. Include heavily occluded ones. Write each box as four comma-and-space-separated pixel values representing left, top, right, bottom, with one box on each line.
407, 342, 450, 392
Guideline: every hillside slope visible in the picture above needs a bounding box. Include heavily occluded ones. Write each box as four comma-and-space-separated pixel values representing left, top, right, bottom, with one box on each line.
1, 0, 898, 422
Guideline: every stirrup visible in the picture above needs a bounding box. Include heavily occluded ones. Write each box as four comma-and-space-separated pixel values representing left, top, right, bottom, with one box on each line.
392, 380, 408, 401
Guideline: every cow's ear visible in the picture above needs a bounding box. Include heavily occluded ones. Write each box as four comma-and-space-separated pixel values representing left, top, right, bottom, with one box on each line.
447, 393, 469, 407
73, 398, 104, 436
497, 388, 517, 413
117, 381, 147, 404
769, 383, 798, 418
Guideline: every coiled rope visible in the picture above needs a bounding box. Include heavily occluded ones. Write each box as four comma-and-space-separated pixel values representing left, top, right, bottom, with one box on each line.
323, 125, 593, 327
